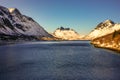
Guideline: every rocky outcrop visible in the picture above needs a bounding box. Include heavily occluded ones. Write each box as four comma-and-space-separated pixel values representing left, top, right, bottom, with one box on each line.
52, 27, 84, 40
0, 5, 51, 41
85, 20, 120, 40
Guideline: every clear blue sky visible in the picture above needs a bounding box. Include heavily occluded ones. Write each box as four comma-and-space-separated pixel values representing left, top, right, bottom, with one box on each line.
0, 0, 120, 35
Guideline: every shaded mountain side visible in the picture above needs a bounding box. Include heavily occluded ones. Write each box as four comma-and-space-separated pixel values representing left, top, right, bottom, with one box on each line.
0, 34, 38, 41
91, 30, 120, 52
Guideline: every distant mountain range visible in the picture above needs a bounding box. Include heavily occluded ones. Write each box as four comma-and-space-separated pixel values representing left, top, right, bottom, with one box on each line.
1, 4, 120, 50
0, 5, 51, 41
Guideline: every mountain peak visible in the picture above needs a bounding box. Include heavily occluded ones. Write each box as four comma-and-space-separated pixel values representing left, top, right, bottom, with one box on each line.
103, 19, 114, 24
57, 27, 71, 31
8, 8, 16, 13
95, 19, 115, 29
8, 8, 21, 15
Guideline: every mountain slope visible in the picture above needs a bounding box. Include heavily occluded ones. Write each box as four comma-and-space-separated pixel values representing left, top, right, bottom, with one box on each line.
91, 30, 120, 52
0, 6, 51, 41
91, 20, 120, 52
85, 20, 120, 40
52, 27, 84, 40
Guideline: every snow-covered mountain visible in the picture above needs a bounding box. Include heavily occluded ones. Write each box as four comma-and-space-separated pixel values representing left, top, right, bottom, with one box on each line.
0, 5, 51, 40
85, 20, 120, 40
53, 27, 84, 40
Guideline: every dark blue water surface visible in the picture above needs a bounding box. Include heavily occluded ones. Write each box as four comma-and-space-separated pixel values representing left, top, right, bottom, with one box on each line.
0, 41, 120, 80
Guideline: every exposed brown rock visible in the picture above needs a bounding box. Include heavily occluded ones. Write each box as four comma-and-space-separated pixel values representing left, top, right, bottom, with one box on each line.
91, 30, 120, 52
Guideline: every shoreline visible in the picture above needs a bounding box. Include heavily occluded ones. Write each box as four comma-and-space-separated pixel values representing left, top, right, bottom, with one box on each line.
91, 42, 120, 53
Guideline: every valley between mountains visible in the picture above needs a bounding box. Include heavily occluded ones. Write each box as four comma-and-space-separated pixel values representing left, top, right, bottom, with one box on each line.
0, 5, 120, 51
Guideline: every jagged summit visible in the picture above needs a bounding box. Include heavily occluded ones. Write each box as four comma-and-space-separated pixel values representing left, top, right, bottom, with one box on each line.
95, 19, 115, 29
104, 19, 114, 23
56, 27, 78, 33
57, 27, 71, 30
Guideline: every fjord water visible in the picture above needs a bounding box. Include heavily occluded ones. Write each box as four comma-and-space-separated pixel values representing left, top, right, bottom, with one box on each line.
0, 41, 120, 80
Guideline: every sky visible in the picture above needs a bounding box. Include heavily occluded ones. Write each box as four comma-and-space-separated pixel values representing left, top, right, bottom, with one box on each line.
0, 0, 120, 35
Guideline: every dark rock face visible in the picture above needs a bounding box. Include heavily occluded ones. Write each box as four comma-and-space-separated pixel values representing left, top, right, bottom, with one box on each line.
0, 5, 51, 41
95, 20, 115, 29
2, 18, 14, 30
57, 27, 70, 30
0, 34, 38, 41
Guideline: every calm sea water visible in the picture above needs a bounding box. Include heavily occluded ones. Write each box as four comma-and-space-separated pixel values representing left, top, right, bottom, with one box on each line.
0, 41, 120, 80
